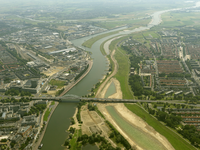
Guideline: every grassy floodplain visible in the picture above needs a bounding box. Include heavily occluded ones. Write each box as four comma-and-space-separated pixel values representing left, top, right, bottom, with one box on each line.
106, 106, 168, 150
125, 104, 196, 150
109, 37, 134, 99
93, 18, 151, 30
82, 31, 119, 48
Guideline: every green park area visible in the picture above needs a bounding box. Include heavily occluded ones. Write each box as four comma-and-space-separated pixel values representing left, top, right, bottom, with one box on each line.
43, 101, 55, 122
49, 79, 66, 89
43, 108, 51, 122
125, 104, 196, 150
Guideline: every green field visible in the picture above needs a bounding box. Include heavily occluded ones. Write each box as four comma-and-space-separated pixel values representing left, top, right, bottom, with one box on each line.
125, 104, 196, 150
93, 18, 151, 30
109, 37, 134, 99
161, 12, 200, 27
69, 129, 82, 150
82, 31, 119, 48
43, 108, 51, 122
51, 101, 55, 105
143, 31, 160, 39
49, 79, 65, 88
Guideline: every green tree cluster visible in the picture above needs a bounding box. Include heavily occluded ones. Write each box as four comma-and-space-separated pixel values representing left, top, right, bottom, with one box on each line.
129, 75, 143, 96
77, 133, 120, 150
178, 125, 200, 147
76, 102, 85, 123
24, 104, 46, 117
88, 103, 95, 111
5, 89, 31, 96
75, 64, 89, 81
155, 110, 182, 128
106, 121, 132, 150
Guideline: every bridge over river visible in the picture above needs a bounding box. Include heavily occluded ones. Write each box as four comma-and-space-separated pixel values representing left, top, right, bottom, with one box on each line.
0, 94, 196, 106
30, 95, 199, 106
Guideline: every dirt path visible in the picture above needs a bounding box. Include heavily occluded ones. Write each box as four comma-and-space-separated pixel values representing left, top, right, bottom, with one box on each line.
97, 103, 175, 150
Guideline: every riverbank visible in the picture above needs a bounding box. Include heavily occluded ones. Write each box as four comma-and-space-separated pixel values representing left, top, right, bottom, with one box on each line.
95, 48, 119, 98
60, 60, 93, 97
32, 101, 59, 150
98, 103, 175, 150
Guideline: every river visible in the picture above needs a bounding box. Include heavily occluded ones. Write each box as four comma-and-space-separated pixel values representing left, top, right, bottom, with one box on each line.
40, 2, 200, 150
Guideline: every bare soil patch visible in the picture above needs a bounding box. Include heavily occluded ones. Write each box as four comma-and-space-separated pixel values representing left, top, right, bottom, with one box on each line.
81, 111, 94, 126
90, 111, 103, 124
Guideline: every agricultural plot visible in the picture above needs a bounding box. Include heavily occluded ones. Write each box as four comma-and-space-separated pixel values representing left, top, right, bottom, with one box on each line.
160, 12, 200, 27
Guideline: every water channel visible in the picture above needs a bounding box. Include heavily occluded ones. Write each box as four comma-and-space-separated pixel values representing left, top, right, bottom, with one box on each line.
41, 2, 200, 150
105, 82, 116, 98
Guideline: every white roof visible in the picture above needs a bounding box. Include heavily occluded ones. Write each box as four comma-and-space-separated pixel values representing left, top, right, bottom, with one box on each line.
49, 48, 76, 55
0, 136, 9, 141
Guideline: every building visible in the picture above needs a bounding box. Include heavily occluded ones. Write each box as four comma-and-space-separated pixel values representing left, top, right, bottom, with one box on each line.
165, 90, 174, 96
49, 47, 76, 55
22, 79, 41, 94
9, 80, 23, 90
35, 100, 48, 105
174, 91, 183, 96
21, 115, 38, 126
18, 126, 32, 137
184, 91, 192, 96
